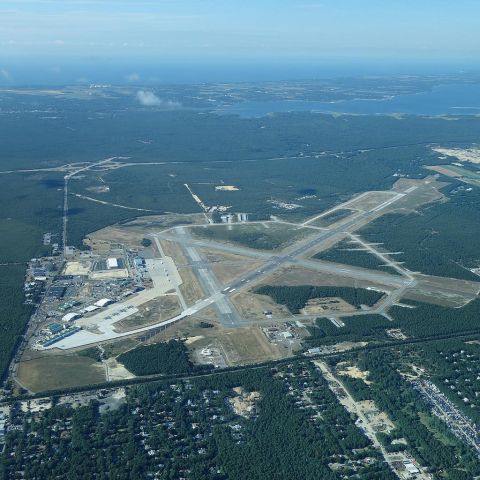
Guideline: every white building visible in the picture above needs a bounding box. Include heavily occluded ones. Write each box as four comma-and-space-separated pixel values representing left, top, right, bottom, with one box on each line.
62, 312, 81, 323
95, 298, 114, 308
106, 258, 118, 269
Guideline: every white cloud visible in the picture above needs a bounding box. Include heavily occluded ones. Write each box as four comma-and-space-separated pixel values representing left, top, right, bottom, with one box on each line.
135, 90, 181, 108
126, 72, 140, 82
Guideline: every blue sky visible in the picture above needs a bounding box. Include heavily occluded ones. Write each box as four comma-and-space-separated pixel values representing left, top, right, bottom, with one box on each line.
1, 0, 479, 59
1, 0, 479, 84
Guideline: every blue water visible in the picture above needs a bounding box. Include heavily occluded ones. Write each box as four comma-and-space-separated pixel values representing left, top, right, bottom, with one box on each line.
214, 84, 480, 118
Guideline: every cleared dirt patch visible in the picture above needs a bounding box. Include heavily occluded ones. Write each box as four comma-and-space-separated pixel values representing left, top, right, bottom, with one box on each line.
432, 147, 480, 164
228, 387, 260, 417
215, 326, 285, 365
64, 261, 91, 275
105, 358, 135, 381
358, 400, 395, 434
86, 185, 110, 193
231, 291, 292, 320
337, 363, 371, 385
300, 297, 355, 315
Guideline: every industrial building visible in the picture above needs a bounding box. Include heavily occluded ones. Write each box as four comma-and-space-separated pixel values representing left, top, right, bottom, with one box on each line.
47, 286, 66, 300
220, 214, 234, 223
95, 298, 114, 308
62, 312, 81, 323
47, 323, 64, 335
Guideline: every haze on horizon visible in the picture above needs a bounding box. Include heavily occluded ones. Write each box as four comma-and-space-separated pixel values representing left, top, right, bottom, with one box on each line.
1, 0, 480, 85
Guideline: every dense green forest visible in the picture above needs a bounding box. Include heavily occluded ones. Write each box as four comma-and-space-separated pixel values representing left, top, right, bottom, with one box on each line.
255, 285, 384, 313
117, 340, 197, 376
66, 195, 140, 249
0, 173, 63, 379
307, 299, 480, 347
0, 363, 394, 479
389, 299, 480, 338
308, 314, 391, 345
314, 239, 401, 275
3, 92, 480, 170
360, 187, 480, 281
0, 266, 33, 380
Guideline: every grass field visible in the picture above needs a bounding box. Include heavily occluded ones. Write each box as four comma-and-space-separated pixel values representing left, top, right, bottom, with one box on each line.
313, 239, 401, 276
310, 209, 355, 227
191, 223, 313, 251
16, 355, 106, 392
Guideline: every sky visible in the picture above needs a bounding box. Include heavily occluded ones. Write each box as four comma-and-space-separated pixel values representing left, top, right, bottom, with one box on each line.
1, 0, 480, 84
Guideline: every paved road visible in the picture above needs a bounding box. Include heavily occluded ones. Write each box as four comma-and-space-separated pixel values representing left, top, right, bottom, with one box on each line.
316, 360, 430, 479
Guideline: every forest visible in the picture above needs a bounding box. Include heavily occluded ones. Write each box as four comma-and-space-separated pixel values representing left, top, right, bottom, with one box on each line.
255, 285, 384, 313
306, 298, 480, 347
0, 362, 394, 479
389, 299, 480, 338
360, 186, 480, 281
0, 266, 33, 381
3, 91, 480, 170
0, 173, 63, 379
117, 340, 199, 376
308, 314, 391, 345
